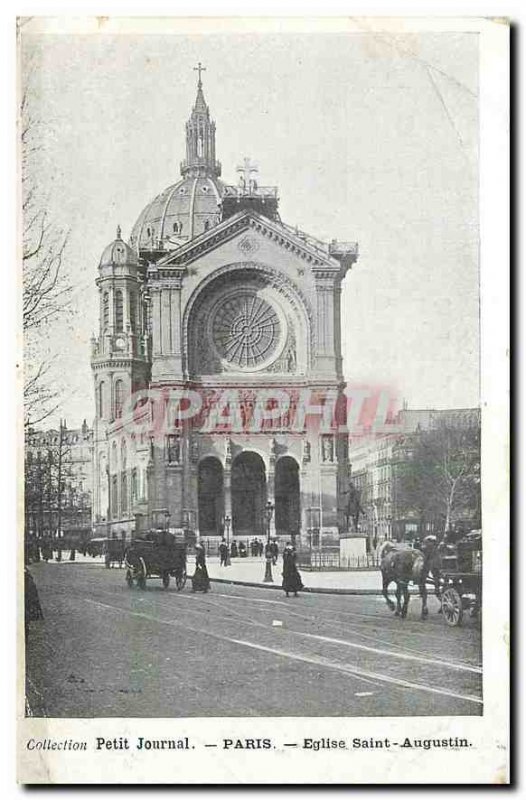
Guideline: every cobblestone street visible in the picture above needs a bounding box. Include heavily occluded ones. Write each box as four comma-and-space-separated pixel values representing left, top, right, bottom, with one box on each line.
25, 562, 482, 719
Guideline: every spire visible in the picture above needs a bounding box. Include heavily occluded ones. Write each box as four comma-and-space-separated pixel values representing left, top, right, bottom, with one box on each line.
181, 63, 221, 178
193, 61, 208, 112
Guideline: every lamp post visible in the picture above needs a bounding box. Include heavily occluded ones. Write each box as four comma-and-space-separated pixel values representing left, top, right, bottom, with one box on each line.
263, 500, 274, 583
224, 514, 231, 566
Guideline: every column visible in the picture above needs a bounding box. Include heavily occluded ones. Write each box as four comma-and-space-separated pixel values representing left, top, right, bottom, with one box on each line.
266, 467, 276, 539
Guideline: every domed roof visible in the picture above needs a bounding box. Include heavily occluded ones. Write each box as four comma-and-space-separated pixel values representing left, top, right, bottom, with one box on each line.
99, 226, 139, 267
129, 174, 226, 254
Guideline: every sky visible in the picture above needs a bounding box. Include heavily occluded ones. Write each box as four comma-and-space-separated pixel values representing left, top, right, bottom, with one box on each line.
20, 22, 479, 428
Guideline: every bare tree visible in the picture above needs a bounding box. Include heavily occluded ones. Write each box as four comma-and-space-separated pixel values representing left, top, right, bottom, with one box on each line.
21, 74, 73, 427
396, 421, 481, 536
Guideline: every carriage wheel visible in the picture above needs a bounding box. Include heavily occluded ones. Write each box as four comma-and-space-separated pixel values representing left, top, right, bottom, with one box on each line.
125, 569, 134, 589
162, 572, 170, 589
176, 570, 187, 591
441, 587, 464, 626
136, 558, 147, 590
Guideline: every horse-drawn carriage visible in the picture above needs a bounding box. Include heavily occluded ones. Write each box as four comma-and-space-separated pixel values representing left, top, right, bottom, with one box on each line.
437, 530, 482, 626
124, 530, 187, 590
380, 530, 482, 625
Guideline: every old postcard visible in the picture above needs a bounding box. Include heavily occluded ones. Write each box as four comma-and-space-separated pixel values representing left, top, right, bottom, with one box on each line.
17, 16, 509, 784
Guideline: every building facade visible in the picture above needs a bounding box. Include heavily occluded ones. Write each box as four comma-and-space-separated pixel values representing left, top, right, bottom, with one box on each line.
91, 71, 359, 545
349, 407, 481, 548
25, 421, 93, 540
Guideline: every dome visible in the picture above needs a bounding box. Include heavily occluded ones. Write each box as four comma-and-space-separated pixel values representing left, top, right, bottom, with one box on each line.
99, 226, 139, 267
129, 175, 226, 254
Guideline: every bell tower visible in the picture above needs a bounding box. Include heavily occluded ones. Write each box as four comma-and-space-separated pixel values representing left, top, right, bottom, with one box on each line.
180, 62, 221, 178
91, 226, 151, 530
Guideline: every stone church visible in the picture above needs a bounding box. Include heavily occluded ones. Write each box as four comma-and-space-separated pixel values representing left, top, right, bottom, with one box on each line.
91, 68, 359, 548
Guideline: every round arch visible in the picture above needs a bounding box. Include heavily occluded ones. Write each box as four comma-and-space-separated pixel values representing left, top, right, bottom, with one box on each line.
231, 451, 267, 538
183, 260, 314, 377
197, 457, 224, 537
275, 455, 301, 540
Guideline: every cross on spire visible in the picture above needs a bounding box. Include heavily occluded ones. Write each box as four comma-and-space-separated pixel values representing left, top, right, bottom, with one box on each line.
193, 61, 206, 87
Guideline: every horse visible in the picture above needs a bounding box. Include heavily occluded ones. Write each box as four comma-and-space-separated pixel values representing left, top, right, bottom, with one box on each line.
379, 537, 441, 620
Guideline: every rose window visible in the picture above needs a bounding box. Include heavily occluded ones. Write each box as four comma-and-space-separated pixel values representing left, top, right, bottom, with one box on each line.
211, 293, 281, 368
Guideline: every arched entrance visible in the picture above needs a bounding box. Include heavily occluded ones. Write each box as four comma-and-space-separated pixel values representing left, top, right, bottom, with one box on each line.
275, 456, 300, 540
198, 457, 224, 536
232, 452, 266, 537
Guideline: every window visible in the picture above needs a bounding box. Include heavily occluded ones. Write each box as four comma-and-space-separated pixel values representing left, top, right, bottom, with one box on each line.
114, 380, 124, 418
103, 292, 109, 328
111, 475, 118, 519
121, 439, 127, 470
111, 441, 117, 471
121, 472, 128, 515
98, 382, 105, 418
115, 290, 123, 332
129, 292, 137, 332
131, 468, 138, 503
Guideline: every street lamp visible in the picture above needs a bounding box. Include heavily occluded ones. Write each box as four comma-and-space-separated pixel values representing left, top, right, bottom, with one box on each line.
263, 500, 274, 583
224, 514, 231, 566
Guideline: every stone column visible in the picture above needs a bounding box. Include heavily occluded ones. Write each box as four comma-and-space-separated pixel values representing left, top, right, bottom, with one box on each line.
266, 456, 276, 539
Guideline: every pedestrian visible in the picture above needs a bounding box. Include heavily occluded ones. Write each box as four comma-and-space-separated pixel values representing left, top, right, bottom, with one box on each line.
282, 542, 303, 597
230, 541, 238, 559
219, 538, 228, 567
271, 539, 279, 565
191, 543, 211, 593
239, 541, 247, 558
24, 567, 44, 634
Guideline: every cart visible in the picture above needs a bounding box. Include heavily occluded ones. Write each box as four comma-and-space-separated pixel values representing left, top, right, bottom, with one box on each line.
104, 538, 125, 569
124, 530, 187, 590
438, 531, 482, 627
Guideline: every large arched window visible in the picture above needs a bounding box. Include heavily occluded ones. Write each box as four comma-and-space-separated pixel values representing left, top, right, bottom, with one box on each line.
121, 472, 128, 515
114, 380, 124, 418
98, 382, 105, 418
111, 441, 117, 471
115, 290, 124, 332
111, 475, 118, 519
102, 292, 109, 328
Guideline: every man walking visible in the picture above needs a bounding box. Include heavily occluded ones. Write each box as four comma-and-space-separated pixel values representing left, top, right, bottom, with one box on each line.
219, 538, 229, 567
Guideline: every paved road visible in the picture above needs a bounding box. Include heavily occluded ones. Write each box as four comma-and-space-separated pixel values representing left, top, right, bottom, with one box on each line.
25, 563, 482, 719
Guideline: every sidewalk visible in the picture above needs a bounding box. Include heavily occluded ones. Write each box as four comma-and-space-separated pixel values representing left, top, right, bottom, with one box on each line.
206, 556, 383, 594
37, 553, 384, 594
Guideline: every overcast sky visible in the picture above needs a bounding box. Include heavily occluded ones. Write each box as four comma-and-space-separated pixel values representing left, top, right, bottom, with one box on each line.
21, 23, 479, 428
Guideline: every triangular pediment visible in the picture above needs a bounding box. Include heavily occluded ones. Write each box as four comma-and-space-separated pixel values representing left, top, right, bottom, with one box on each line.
154, 210, 342, 271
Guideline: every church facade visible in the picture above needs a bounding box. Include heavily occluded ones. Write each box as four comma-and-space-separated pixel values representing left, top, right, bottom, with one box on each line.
91, 69, 359, 548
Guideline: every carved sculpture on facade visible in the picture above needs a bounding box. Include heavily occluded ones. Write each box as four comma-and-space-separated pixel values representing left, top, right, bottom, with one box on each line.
322, 435, 334, 463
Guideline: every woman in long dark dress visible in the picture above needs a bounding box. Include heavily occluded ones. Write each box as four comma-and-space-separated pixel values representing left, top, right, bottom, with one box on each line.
282, 543, 303, 597
192, 543, 210, 593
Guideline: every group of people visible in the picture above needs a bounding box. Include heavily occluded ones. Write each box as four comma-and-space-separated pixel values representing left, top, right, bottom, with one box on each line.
194, 539, 303, 598
25, 540, 78, 564
217, 536, 277, 565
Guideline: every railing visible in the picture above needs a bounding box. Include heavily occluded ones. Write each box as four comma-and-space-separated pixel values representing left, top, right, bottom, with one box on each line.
297, 551, 381, 571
